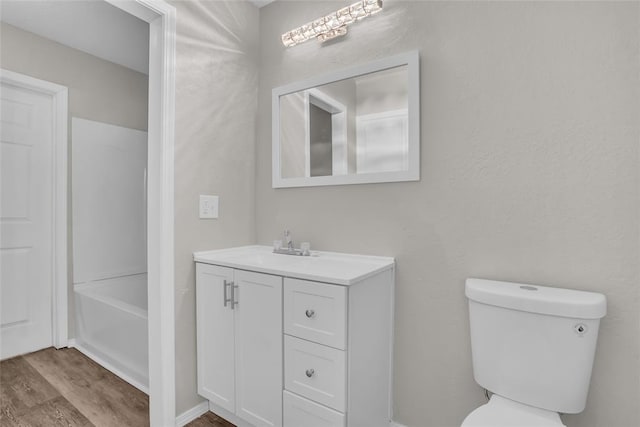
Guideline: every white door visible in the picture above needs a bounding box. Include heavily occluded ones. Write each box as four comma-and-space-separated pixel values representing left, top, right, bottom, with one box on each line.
235, 270, 282, 427
195, 263, 236, 413
0, 82, 54, 359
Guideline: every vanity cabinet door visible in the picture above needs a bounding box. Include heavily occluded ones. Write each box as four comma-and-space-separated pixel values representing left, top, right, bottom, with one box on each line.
234, 270, 283, 427
195, 263, 236, 413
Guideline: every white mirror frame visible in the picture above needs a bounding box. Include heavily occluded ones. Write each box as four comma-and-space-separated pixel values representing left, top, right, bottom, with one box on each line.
272, 51, 420, 188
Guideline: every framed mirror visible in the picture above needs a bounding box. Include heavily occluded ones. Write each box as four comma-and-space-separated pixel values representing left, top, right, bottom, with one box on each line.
272, 51, 420, 188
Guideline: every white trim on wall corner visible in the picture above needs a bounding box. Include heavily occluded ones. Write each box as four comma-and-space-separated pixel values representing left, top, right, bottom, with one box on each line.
104, 1, 177, 426
390, 421, 409, 427
175, 401, 210, 427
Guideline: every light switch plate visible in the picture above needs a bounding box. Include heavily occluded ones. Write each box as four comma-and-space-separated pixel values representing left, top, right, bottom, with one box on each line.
199, 195, 219, 219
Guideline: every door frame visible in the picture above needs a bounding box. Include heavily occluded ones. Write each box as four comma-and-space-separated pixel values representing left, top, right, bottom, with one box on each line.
3, 0, 176, 423
0, 69, 69, 351
303, 88, 348, 177
104, 0, 177, 425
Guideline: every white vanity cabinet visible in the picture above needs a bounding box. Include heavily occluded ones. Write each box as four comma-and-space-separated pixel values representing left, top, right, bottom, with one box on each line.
195, 246, 394, 427
196, 263, 283, 427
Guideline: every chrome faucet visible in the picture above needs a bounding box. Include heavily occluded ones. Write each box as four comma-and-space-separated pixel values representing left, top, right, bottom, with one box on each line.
284, 229, 293, 250
273, 229, 310, 256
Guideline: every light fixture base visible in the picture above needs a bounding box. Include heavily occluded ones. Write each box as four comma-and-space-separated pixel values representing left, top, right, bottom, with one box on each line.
317, 25, 348, 42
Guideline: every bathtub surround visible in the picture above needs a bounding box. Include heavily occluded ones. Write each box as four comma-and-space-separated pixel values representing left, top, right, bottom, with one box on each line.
71, 119, 148, 285
256, 2, 639, 427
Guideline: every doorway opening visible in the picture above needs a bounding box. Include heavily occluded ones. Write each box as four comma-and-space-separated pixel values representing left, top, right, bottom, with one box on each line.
0, 0, 176, 424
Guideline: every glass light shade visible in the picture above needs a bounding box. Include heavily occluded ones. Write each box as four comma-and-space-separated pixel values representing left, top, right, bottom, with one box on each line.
336, 6, 356, 25
312, 18, 329, 33
325, 13, 342, 30
301, 24, 315, 38
349, 2, 367, 20
281, 32, 296, 47
291, 29, 306, 43
363, 0, 383, 14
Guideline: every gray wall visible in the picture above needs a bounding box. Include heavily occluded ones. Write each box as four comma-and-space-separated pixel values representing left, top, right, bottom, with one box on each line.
257, 2, 639, 427
0, 23, 148, 131
171, 0, 259, 414
0, 22, 149, 339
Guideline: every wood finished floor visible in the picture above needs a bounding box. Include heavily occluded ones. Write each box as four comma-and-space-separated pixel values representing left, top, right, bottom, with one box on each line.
0, 347, 235, 427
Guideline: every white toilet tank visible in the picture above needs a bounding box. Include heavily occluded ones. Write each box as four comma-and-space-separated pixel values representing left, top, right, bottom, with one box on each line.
466, 278, 606, 414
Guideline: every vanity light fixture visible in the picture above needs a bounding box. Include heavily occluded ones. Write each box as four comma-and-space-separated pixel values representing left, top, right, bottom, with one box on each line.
281, 0, 383, 47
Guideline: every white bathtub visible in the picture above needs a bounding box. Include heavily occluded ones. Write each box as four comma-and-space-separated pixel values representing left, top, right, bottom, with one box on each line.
74, 273, 148, 393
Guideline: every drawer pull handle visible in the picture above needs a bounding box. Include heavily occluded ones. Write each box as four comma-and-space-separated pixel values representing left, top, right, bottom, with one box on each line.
305, 309, 315, 318
223, 280, 232, 307
305, 369, 315, 378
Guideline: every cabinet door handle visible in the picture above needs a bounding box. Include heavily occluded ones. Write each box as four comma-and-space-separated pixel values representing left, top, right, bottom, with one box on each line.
305, 309, 315, 318
230, 283, 239, 310
223, 280, 232, 307
305, 369, 315, 378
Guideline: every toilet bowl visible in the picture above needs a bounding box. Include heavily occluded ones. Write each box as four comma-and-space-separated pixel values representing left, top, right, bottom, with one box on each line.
462, 395, 565, 427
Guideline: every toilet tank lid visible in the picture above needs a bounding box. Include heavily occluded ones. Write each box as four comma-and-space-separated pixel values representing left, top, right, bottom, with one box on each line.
465, 278, 606, 319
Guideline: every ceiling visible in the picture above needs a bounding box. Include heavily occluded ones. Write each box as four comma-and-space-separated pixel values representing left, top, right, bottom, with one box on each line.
1, 0, 150, 75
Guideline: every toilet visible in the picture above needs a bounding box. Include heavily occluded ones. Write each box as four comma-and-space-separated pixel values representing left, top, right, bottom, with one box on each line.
462, 278, 606, 427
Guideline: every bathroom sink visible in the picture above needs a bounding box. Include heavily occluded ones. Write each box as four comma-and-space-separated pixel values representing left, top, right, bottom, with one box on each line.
193, 245, 394, 285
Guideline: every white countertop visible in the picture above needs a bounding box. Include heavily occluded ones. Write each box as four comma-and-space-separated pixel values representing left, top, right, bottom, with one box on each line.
193, 245, 394, 286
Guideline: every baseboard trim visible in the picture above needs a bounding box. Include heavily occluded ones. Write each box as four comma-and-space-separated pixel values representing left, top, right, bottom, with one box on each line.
68, 340, 149, 395
175, 399, 407, 427
207, 401, 254, 427
175, 401, 210, 427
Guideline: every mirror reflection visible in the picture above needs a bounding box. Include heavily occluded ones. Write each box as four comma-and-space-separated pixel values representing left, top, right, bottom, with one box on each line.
279, 65, 408, 179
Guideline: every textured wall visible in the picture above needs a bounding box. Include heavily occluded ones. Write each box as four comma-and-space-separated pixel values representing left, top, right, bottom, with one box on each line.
0, 22, 149, 339
257, 2, 639, 426
171, 0, 259, 414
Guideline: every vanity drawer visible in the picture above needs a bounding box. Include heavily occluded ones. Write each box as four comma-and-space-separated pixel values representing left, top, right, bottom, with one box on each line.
284, 278, 347, 349
284, 335, 346, 412
283, 390, 345, 427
